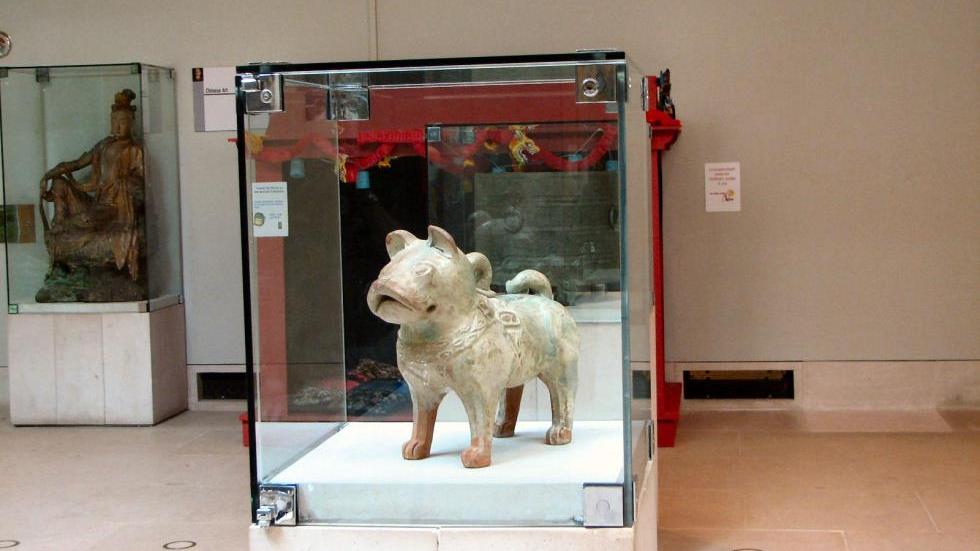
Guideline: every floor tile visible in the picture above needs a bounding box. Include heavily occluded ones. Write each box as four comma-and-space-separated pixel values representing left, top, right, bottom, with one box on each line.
678, 410, 804, 432
176, 428, 247, 455
0, 364, 251, 551
658, 529, 847, 551
731, 452, 908, 494
845, 530, 980, 551
743, 485, 937, 533
738, 431, 865, 457
0, 424, 209, 456
155, 410, 244, 430
0, 525, 117, 551
84, 521, 250, 551
670, 429, 741, 457
659, 451, 740, 490
916, 482, 980, 535
658, 489, 745, 530
802, 410, 953, 432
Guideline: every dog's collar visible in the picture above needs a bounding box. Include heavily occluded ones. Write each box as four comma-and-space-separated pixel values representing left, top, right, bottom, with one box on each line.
398, 297, 521, 361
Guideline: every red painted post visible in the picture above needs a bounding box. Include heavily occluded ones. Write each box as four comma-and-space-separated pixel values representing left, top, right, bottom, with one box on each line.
645, 75, 682, 447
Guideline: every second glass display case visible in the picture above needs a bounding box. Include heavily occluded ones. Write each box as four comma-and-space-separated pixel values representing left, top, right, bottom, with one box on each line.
0, 62, 182, 312
238, 52, 651, 528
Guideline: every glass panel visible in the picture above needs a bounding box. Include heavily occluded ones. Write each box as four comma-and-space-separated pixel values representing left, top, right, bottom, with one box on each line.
0, 63, 181, 312
244, 79, 346, 481
243, 54, 639, 526
141, 64, 183, 303
425, 119, 626, 525
623, 58, 654, 522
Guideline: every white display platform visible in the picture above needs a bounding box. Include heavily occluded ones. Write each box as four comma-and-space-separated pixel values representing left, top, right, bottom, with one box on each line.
270, 420, 623, 524
250, 459, 657, 551
8, 302, 188, 425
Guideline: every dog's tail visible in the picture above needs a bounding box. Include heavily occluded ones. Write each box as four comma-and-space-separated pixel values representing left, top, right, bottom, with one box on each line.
505, 270, 553, 300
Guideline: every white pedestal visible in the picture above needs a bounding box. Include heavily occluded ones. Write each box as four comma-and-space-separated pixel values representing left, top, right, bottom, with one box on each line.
269, 421, 623, 524
248, 461, 657, 550
8, 303, 187, 425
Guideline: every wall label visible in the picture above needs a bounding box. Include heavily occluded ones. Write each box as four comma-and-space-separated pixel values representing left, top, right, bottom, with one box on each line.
705, 161, 740, 212
192, 66, 236, 132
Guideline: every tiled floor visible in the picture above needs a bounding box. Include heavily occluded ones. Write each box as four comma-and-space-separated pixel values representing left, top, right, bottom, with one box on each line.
1, 367, 978, 550
659, 410, 980, 551
0, 367, 251, 551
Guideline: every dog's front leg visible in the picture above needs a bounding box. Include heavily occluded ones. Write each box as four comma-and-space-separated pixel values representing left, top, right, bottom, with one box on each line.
403, 386, 444, 460
460, 388, 498, 468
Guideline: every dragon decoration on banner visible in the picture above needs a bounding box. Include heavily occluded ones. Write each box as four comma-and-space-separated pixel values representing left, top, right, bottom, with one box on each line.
245, 124, 618, 184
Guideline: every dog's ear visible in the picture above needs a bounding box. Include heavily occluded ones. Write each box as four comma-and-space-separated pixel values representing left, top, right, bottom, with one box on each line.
466, 252, 492, 290
385, 230, 418, 258
427, 225, 459, 257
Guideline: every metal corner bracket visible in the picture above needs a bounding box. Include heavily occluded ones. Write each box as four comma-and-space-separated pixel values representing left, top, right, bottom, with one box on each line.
327, 73, 370, 121
582, 482, 625, 527
256, 484, 297, 527
576, 64, 617, 104
242, 73, 284, 114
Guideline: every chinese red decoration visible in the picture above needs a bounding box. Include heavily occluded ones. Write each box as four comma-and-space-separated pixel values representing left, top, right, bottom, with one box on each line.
248, 124, 618, 183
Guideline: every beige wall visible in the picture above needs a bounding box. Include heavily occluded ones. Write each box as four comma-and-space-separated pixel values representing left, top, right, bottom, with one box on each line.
646, 1, 980, 361
1, 0, 977, 365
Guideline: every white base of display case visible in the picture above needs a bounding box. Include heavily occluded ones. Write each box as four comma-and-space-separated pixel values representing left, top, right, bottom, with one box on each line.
269, 420, 622, 524
8, 303, 187, 425
12, 293, 181, 314
250, 460, 657, 551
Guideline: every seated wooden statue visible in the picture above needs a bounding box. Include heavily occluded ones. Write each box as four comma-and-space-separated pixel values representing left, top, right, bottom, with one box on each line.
36, 89, 146, 302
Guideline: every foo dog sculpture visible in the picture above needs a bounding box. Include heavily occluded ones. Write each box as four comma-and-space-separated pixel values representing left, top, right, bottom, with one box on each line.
367, 225, 579, 468
36, 89, 145, 302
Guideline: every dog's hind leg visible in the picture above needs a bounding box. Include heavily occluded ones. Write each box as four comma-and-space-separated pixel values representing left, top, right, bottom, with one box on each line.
493, 385, 524, 438
540, 369, 576, 445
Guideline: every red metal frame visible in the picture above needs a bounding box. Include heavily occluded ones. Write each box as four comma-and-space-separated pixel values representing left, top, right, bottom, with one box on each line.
644, 75, 682, 447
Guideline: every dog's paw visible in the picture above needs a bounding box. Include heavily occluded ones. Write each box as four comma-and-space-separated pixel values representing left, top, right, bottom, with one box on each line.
402, 438, 431, 460
493, 421, 516, 438
461, 444, 492, 468
545, 426, 572, 445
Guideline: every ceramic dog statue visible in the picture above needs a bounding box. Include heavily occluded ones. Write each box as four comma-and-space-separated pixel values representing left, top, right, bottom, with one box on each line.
367, 225, 579, 468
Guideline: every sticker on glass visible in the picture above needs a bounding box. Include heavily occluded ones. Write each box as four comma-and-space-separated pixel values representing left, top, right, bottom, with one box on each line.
252, 181, 288, 237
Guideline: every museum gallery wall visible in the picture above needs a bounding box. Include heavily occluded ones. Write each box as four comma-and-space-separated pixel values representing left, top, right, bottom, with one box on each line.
0, 2, 976, 370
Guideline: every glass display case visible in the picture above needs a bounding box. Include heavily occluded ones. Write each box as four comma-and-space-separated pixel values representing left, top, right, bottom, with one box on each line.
0, 63, 182, 313
237, 52, 653, 530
